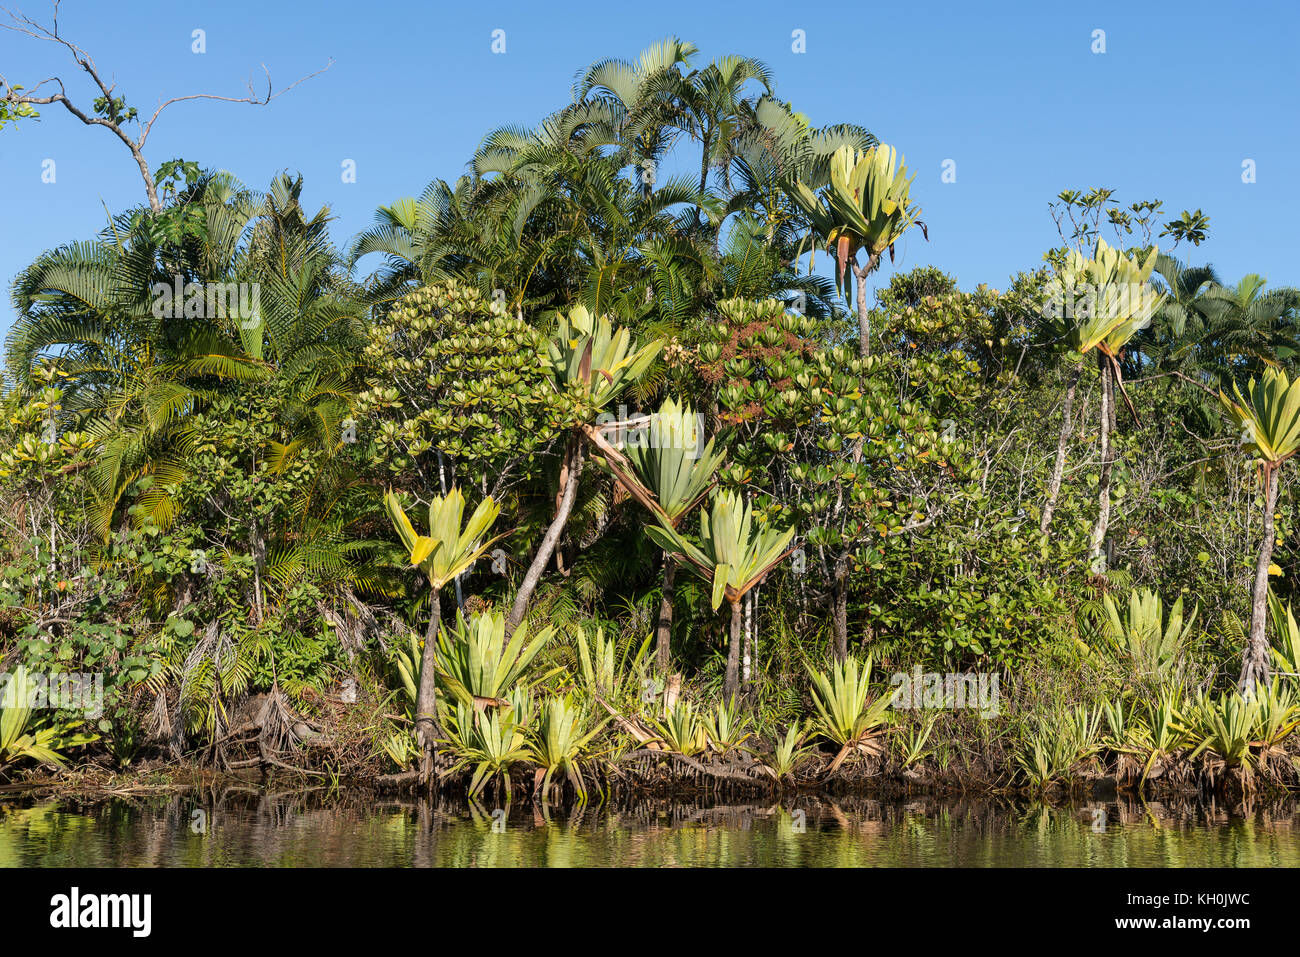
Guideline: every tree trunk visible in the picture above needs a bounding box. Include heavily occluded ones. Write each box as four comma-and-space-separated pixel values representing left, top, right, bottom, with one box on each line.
131, 146, 163, 214
725, 600, 742, 700
250, 526, 267, 626
742, 590, 753, 693
831, 551, 849, 662
855, 266, 869, 358
1109, 360, 1118, 435
1241, 465, 1280, 693
655, 555, 676, 674
1088, 353, 1113, 575
1040, 357, 1084, 536
505, 438, 584, 641
416, 589, 441, 787
697, 122, 712, 225
852, 253, 881, 358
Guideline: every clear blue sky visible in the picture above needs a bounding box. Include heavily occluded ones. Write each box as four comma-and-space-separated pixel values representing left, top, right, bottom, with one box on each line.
1, 0, 1297, 335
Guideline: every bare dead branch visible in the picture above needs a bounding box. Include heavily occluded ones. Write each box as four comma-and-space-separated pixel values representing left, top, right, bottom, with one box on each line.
139, 57, 334, 145
1, 1, 332, 212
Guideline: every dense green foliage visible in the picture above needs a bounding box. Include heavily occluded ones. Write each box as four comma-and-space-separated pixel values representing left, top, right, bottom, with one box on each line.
3, 39, 1300, 796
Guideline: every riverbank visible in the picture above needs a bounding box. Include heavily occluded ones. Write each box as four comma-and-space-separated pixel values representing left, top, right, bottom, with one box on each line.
5, 729, 1297, 806
7, 616, 1300, 807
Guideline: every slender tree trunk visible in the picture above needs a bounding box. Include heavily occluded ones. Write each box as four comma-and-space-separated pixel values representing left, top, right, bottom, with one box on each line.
855, 266, 869, 358
505, 438, 584, 641
852, 253, 881, 358
1109, 360, 1118, 435
742, 590, 753, 693
250, 526, 266, 626
416, 589, 441, 787
725, 600, 742, 700
655, 555, 676, 674
1088, 353, 1113, 575
1040, 357, 1084, 536
832, 551, 850, 662
697, 123, 712, 224
1242, 465, 1280, 693
132, 147, 163, 213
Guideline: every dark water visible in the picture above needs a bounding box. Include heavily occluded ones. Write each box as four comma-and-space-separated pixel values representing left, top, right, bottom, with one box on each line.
1, 790, 1297, 867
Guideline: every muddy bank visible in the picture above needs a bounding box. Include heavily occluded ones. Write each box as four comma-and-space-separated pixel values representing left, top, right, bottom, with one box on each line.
4, 744, 1292, 807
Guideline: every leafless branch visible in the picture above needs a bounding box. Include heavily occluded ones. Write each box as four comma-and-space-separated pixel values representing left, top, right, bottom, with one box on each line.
1, 1, 332, 212
139, 58, 334, 144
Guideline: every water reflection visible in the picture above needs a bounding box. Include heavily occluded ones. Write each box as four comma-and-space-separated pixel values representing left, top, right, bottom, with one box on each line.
0, 790, 1296, 867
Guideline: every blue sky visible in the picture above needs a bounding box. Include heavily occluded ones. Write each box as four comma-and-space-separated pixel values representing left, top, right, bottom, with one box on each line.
1, 0, 1297, 335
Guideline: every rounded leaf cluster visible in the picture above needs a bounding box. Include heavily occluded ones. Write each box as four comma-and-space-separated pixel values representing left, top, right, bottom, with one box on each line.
357, 280, 562, 482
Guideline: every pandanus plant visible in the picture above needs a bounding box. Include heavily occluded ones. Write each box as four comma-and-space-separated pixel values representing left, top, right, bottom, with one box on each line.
1220, 368, 1300, 691
434, 610, 554, 709
758, 721, 815, 785
1267, 590, 1300, 680
586, 397, 725, 673
525, 695, 606, 803
1188, 690, 1262, 770
702, 696, 754, 756
646, 490, 795, 699
806, 655, 892, 774
504, 305, 661, 640
441, 701, 530, 801
1, 665, 97, 769
1059, 239, 1165, 571
384, 487, 507, 783
785, 142, 925, 357
574, 624, 652, 705
1101, 588, 1198, 680
652, 699, 709, 756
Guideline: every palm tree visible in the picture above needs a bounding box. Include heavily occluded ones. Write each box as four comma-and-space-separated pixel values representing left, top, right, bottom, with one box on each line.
1145, 259, 1300, 389
8, 171, 371, 638
1151, 253, 1217, 342
9, 173, 270, 535
728, 96, 875, 241
348, 43, 871, 348
784, 144, 925, 356
1219, 368, 1300, 692
646, 490, 795, 698
466, 111, 707, 320
1192, 275, 1300, 383
681, 54, 773, 221
384, 487, 507, 783
573, 37, 700, 196
1120, 253, 1220, 431
346, 177, 478, 303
